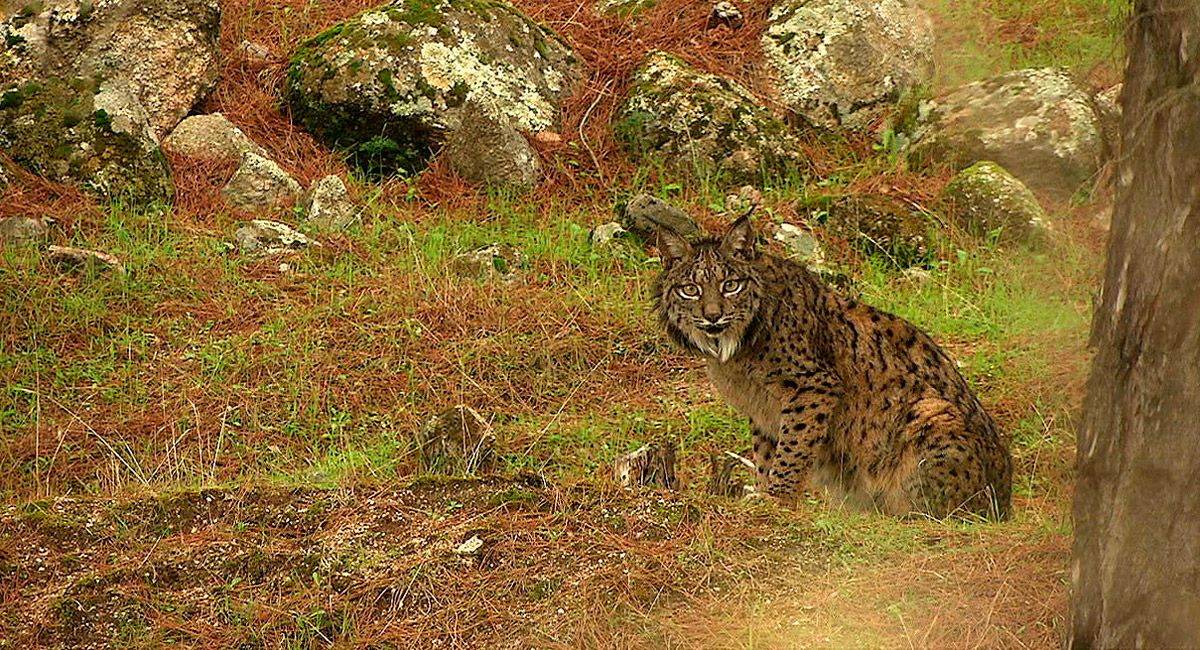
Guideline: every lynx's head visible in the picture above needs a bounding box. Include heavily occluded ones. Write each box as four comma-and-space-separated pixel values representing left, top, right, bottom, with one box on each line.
653, 216, 762, 363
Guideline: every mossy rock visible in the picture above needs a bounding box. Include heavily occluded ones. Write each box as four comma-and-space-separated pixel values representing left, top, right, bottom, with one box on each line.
821, 193, 932, 267
0, 77, 173, 204
614, 51, 808, 183
942, 161, 1048, 244
284, 0, 581, 177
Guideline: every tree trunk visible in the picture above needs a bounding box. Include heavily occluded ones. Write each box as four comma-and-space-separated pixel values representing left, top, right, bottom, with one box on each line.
1069, 2, 1200, 647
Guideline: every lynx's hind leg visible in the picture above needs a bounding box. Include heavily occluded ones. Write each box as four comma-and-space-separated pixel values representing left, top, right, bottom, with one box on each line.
881, 401, 1011, 520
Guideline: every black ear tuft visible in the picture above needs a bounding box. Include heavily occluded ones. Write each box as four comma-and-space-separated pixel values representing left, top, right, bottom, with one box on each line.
720, 214, 756, 261
654, 227, 693, 269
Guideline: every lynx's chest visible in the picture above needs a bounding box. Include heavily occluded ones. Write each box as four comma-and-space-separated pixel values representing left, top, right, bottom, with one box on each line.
706, 359, 781, 435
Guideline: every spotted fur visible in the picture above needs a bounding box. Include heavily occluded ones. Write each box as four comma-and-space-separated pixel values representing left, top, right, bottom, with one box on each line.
654, 217, 1012, 520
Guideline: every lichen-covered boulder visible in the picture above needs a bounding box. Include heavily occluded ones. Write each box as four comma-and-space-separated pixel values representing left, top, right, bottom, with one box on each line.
822, 194, 931, 266
0, 78, 173, 204
162, 113, 268, 162
445, 102, 541, 189
1, 0, 219, 203
907, 68, 1103, 202
762, 0, 933, 130
942, 161, 1048, 243
2, 0, 220, 139
615, 51, 807, 182
284, 0, 581, 177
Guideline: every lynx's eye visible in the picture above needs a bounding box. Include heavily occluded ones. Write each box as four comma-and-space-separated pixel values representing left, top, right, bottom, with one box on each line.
676, 283, 701, 300
721, 278, 745, 295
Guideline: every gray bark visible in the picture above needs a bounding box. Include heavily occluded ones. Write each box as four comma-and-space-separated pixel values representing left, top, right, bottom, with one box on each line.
1069, 1, 1200, 647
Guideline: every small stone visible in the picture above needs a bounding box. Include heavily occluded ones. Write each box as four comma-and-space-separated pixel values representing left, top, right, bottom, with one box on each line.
454, 535, 485, 555
221, 153, 303, 212
236, 40, 273, 66
613, 440, 679, 490
46, 246, 125, 274
622, 194, 701, 240
449, 243, 524, 283
234, 220, 315, 256
419, 406, 496, 474
590, 222, 628, 247
902, 267, 932, 282
163, 114, 268, 162
709, 1, 745, 29
304, 175, 360, 231
725, 185, 763, 214
773, 223, 824, 263
0, 217, 49, 247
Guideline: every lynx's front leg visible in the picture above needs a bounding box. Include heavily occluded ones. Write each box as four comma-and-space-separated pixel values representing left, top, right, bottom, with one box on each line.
762, 385, 840, 498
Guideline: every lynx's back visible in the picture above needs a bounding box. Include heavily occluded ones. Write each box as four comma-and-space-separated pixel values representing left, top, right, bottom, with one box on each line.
655, 217, 1012, 519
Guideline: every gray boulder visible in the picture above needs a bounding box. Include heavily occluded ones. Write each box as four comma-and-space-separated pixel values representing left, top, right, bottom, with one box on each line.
621, 193, 701, 241
221, 153, 303, 212
0, 78, 173, 204
615, 51, 806, 181
763, 0, 934, 130
445, 102, 541, 189
941, 161, 1048, 243
284, 0, 581, 177
2, 0, 220, 140
908, 68, 1103, 201
304, 175, 360, 231
0, 0, 219, 203
162, 113, 268, 161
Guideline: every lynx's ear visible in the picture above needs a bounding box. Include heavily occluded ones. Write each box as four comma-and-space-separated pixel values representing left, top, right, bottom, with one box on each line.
654, 227, 693, 269
720, 212, 756, 261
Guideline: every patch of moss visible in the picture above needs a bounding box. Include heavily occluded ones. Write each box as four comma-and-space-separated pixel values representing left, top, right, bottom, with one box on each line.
0, 89, 24, 110
390, 0, 446, 26
0, 77, 172, 206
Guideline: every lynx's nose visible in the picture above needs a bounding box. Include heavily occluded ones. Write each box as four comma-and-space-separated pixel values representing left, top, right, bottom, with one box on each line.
702, 302, 723, 322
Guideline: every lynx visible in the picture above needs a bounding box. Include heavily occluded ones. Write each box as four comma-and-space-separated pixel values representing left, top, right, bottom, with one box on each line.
654, 216, 1012, 519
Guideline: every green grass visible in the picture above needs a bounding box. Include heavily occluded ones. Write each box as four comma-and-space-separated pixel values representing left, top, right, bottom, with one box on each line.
921, 0, 1128, 88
